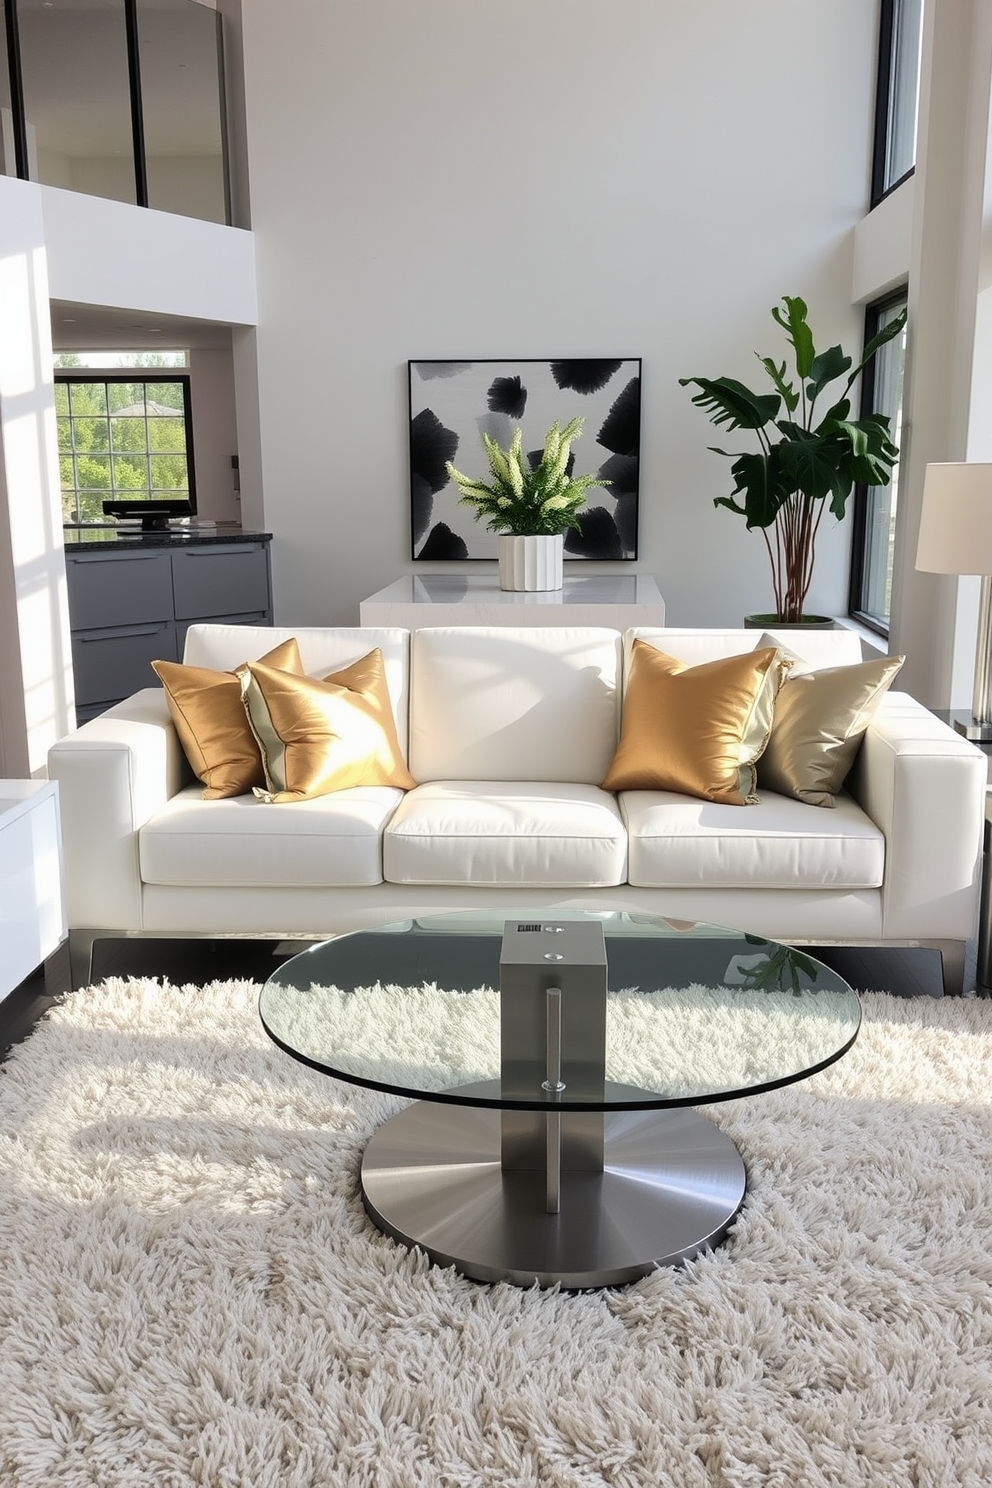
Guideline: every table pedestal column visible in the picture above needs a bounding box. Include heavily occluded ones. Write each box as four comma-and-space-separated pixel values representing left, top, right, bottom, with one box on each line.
360, 920, 747, 1288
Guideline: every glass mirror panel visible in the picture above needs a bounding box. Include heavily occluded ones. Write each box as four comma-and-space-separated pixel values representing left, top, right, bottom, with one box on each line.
16, 0, 137, 204
136, 0, 228, 223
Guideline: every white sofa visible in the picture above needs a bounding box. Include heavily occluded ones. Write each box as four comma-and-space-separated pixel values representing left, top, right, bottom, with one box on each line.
47, 623, 988, 993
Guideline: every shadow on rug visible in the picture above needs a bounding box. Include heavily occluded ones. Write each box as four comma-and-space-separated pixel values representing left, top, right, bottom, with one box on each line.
0, 979, 990, 1487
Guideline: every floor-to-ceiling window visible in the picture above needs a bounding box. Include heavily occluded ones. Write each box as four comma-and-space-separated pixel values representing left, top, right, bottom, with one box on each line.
849, 293, 908, 633
849, 0, 922, 632
871, 0, 924, 204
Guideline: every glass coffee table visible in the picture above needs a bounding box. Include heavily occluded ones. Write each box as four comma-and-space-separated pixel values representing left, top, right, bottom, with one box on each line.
259, 909, 860, 1289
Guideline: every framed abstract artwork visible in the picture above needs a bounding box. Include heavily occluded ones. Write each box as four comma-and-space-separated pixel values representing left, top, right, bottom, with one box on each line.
408, 358, 641, 560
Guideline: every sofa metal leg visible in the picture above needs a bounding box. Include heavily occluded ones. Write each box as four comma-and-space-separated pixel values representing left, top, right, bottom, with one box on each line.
68, 929, 99, 992
43, 940, 72, 998
977, 813, 992, 991
935, 940, 967, 997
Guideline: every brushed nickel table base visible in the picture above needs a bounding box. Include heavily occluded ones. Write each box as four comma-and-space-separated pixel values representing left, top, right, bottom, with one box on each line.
361, 1094, 747, 1289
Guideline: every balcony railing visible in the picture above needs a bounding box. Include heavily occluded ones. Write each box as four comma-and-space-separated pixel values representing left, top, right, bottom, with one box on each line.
1, 0, 229, 226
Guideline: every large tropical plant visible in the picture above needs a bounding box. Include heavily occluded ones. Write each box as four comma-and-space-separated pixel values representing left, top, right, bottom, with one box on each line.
445, 417, 609, 537
679, 296, 907, 623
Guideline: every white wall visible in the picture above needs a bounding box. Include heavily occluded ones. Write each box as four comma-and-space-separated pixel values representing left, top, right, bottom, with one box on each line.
239, 0, 879, 628
0, 176, 258, 770
188, 348, 241, 523
852, 178, 914, 306
42, 188, 256, 527
41, 186, 255, 324
887, 0, 992, 709
0, 177, 74, 775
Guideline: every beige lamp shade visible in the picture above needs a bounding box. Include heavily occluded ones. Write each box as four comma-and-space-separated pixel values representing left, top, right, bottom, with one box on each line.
916, 462, 992, 574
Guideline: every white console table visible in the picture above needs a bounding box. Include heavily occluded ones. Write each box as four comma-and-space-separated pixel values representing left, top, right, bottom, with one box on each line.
0, 780, 67, 1001
360, 573, 666, 628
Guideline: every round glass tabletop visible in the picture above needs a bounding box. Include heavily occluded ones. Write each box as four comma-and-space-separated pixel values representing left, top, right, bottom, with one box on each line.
259, 909, 861, 1112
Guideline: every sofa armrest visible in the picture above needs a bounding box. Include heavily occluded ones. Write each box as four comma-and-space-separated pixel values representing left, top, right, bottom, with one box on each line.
47, 688, 186, 930
848, 692, 987, 941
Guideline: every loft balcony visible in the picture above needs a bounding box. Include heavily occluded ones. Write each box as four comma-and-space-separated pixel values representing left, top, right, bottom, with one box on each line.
1, 0, 231, 226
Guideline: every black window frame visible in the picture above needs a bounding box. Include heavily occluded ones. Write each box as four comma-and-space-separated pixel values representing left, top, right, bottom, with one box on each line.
2, 0, 27, 179
56, 368, 197, 526
870, 0, 923, 208
848, 288, 908, 637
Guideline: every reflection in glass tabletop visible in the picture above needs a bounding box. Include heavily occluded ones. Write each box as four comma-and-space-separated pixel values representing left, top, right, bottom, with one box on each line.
259, 909, 861, 1112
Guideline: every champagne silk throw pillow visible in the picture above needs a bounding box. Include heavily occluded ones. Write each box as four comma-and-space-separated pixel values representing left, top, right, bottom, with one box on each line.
756, 648, 905, 807
601, 641, 787, 804
240, 648, 417, 803
152, 637, 304, 800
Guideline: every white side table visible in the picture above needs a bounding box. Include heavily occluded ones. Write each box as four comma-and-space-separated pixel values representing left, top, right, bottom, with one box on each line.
359, 573, 666, 628
0, 780, 67, 1001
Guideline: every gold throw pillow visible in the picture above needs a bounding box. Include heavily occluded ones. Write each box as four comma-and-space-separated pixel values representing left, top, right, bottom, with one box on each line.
757, 654, 905, 807
601, 640, 788, 804
240, 648, 417, 802
152, 637, 304, 800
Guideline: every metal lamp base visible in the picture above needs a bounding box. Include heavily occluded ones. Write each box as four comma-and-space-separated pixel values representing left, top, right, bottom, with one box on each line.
950, 709, 992, 741
361, 1095, 747, 1290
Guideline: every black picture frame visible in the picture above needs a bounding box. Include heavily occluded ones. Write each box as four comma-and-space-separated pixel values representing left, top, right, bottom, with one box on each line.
409, 358, 641, 561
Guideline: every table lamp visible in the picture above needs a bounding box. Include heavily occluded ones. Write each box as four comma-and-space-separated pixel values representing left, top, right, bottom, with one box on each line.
916, 461, 992, 739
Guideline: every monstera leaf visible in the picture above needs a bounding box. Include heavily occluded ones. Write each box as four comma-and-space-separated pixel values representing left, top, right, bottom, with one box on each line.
680, 296, 907, 621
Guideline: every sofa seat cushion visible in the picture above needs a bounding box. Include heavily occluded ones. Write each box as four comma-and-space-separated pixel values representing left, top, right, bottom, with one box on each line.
383, 781, 628, 887
139, 784, 406, 888
621, 789, 884, 890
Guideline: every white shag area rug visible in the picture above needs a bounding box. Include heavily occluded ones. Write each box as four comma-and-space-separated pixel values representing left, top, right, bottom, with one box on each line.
1, 980, 992, 1488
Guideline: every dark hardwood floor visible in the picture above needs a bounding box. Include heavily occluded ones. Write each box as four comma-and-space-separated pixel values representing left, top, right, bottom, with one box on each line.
1, 937, 298, 1060
1, 934, 976, 1065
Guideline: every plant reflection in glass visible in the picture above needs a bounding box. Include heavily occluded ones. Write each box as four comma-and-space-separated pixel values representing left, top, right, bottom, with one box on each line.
726, 937, 824, 997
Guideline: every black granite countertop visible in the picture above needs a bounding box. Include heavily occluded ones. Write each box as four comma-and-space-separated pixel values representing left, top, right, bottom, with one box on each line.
63, 525, 272, 550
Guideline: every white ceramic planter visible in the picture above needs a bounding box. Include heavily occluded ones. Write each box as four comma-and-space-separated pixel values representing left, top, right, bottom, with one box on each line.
497, 533, 564, 592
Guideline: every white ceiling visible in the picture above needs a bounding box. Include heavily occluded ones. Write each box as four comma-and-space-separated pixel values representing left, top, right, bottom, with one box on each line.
49, 299, 235, 351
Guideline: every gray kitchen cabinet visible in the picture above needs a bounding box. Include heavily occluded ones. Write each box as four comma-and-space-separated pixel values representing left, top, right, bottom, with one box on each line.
172, 543, 271, 620
64, 534, 272, 723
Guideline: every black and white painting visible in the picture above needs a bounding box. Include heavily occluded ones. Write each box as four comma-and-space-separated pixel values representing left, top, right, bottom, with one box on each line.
409, 359, 641, 560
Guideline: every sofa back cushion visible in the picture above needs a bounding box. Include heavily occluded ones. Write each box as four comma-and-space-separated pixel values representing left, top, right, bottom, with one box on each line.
626, 627, 864, 673
409, 627, 622, 783
182, 625, 412, 755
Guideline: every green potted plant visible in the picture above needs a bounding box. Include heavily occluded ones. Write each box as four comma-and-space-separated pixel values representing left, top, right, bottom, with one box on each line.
679, 296, 907, 624
445, 417, 609, 591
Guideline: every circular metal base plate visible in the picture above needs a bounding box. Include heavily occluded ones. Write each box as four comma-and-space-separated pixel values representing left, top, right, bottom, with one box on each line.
361, 1100, 746, 1289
